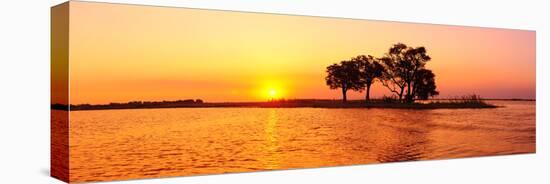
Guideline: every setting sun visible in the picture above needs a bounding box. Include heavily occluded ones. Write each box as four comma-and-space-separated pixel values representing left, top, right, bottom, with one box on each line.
258, 80, 286, 101
269, 89, 277, 97
266, 88, 280, 100
263, 86, 283, 100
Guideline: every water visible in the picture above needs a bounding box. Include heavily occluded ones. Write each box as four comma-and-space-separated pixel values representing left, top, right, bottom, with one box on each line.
65, 101, 535, 182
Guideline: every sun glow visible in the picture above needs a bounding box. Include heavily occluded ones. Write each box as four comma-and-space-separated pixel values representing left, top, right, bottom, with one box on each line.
269, 89, 277, 98
264, 87, 282, 101
260, 80, 286, 101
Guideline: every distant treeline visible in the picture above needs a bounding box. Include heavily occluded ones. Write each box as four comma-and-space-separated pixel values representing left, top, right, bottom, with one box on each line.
58, 99, 204, 111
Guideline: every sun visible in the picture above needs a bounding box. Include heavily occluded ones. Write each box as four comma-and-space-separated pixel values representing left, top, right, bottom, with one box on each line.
268, 89, 278, 98
264, 87, 283, 101
259, 80, 287, 101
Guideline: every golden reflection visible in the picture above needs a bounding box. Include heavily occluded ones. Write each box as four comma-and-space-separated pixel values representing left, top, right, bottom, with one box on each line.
67, 104, 535, 182
262, 109, 280, 169
375, 111, 432, 162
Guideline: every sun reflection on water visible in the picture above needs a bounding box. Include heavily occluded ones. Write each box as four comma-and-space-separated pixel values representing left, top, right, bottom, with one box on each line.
67, 101, 535, 182
262, 109, 280, 169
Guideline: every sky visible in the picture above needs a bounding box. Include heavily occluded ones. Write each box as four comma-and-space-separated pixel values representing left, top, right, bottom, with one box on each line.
65, 1, 536, 104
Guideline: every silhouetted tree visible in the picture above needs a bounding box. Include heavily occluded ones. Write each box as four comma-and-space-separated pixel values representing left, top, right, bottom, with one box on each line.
413, 69, 439, 100
379, 44, 407, 102
380, 43, 432, 103
325, 60, 363, 102
352, 55, 384, 101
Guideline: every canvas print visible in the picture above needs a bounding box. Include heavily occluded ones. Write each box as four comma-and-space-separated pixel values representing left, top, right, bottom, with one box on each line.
51, 1, 536, 183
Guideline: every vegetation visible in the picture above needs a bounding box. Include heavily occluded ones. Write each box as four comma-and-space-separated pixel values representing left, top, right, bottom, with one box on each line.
67, 99, 204, 111
440, 95, 492, 106
325, 60, 363, 102
60, 97, 497, 111
353, 55, 385, 101
413, 69, 439, 100
326, 43, 439, 103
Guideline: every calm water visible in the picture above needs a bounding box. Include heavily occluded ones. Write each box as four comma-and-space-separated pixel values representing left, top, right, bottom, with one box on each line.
66, 101, 535, 182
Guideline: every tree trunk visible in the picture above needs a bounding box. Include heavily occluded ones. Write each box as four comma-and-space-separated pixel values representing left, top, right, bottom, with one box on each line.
406, 82, 412, 103
411, 82, 418, 102
399, 87, 404, 102
365, 83, 371, 102
342, 87, 347, 102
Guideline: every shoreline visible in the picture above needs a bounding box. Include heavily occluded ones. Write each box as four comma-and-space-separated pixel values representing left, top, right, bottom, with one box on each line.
52, 99, 505, 111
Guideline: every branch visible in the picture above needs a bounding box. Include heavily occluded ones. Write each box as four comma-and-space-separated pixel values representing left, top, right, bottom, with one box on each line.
380, 79, 401, 96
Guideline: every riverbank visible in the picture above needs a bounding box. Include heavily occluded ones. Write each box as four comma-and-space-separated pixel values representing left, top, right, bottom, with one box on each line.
54, 99, 502, 111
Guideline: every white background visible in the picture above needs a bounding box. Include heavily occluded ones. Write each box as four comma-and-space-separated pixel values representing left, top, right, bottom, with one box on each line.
0, 0, 548, 183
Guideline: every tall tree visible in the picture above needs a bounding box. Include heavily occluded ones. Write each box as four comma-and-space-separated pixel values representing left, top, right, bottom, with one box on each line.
379, 43, 408, 102
352, 55, 384, 101
380, 43, 432, 103
403, 45, 431, 102
325, 60, 363, 102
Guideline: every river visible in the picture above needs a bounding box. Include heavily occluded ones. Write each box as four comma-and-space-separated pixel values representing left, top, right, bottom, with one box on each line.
62, 100, 535, 182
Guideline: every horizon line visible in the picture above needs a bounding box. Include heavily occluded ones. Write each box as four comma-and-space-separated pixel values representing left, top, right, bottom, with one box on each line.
59, 97, 536, 106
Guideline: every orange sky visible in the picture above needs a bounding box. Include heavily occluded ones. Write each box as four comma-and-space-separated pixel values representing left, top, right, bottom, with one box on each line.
66, 1, 535, 104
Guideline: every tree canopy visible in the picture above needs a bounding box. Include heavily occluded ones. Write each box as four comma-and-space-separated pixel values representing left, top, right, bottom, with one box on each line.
379, 43, 432, 103
352, 55, 384, 101
413, 69, 439, 100
325, 60, 363, 102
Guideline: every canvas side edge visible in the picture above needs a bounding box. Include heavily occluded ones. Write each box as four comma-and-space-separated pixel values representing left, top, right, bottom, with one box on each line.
51, 1, 70, 183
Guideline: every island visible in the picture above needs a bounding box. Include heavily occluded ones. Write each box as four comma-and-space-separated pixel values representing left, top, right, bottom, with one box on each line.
50, 96, 512, 111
